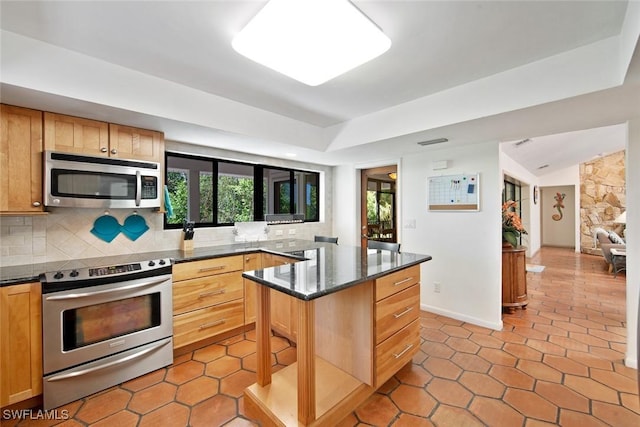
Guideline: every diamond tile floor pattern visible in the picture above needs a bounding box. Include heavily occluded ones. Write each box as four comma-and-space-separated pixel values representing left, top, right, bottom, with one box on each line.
7, 247, 639, 426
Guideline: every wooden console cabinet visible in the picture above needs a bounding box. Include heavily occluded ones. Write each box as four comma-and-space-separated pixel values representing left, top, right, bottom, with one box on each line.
502, 246, 528, 313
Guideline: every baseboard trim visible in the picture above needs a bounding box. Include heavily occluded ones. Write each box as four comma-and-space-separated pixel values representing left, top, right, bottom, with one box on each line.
624, 356, 637, 369
420, 304, 503, 331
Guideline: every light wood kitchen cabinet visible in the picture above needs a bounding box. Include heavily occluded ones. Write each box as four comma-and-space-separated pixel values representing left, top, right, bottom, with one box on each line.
44, 112, 164, 163
373, 264, 421, 386
243, 253, 262, 325
0, 282, 42, 407
502, 246, 528, 313
0, 105, 45, 214
44, 112, 109, 157
108, 124, 164, 163
262, 253, 299, 342
172, 256, 245, 349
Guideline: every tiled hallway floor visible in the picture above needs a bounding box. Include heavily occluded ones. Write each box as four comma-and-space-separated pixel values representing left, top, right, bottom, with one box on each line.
7, 247, 640, 426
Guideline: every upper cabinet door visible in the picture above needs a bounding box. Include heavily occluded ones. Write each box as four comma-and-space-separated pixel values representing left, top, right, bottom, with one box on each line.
44, 112, 109, 157
109, 124, 164, 163
0, 105, 44, 213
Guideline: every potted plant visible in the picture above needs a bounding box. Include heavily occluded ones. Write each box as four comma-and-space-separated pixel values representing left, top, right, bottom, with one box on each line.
502, 200, 527, 247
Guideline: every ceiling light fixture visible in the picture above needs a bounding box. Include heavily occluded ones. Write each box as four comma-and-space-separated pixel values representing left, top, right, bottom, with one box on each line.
417, 138, 448, 146
232, 0, 391, 86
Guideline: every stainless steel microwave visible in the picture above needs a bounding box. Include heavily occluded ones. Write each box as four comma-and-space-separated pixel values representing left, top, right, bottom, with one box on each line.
45, 151, 162, 208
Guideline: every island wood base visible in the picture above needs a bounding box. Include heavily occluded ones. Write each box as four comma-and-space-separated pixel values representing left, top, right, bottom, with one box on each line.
244, 357, 374, 427
244, 262, 423, 426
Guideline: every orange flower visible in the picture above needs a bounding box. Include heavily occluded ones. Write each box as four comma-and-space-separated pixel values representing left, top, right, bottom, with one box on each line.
502, 200, 527, 246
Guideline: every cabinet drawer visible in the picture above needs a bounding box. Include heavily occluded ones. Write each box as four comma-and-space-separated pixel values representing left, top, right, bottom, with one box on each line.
375, 265, 420, 301
375, 284, 420, 344
173, 299, 244, 349
173, 271, 243, 315
375, 319, 420, 386
173, 256, 243, 281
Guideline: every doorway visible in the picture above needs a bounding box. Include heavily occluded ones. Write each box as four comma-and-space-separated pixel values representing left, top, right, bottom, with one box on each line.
360, 165, 397, 248
541, 185, 575, 248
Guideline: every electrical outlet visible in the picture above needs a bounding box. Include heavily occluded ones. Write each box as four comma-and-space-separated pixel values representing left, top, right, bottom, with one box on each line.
434, 282, 441, 293
288, 229, 296, 235
275, 229, 284, 236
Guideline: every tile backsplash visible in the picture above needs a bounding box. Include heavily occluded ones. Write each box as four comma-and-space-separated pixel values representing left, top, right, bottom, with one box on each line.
0, 209, 331, 267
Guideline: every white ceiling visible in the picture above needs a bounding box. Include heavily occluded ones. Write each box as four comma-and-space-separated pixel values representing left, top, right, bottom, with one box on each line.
1, 0, 639, 175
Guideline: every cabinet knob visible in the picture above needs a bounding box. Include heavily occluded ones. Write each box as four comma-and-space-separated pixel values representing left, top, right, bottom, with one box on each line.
100, 147, 108, 153
32, 201, 41, 207
111, 148, 118, 155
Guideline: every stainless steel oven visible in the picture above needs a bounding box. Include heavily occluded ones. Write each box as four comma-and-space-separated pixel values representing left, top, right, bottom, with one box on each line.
41, 259, 173, 410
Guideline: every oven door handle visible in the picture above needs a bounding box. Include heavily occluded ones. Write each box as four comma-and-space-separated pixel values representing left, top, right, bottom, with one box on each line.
44, 277, 169, 300
45, 337, 171, 382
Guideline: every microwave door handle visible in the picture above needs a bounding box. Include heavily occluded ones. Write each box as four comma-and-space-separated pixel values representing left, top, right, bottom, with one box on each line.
135, 170, 141, 207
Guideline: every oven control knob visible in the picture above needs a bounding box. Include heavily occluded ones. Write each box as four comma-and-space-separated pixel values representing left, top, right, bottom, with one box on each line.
159, 259, 166, 265
54, 271, 64, 280
70, 270, 79, 277
148, 260, 156, 267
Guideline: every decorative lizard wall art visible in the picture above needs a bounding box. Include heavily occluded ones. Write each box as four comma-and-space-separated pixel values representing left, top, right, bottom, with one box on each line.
552, 192, 566, 221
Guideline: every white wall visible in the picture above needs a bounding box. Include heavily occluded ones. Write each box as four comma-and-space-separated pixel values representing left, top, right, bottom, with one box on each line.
332, 142, 503, 330
541, 186, 576, 248
404, 142, 503, 329
500, 151, 541, 257
625, 118, 639, 369
332, 164, 359, 246
538, 165, 581, 252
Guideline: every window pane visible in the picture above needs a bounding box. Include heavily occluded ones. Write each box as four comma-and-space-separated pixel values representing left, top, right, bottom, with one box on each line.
302, 172, 318, 221
166, 155, 213, 226
263, 168, 291, 215
199, 172, 213, 222
166, 170, 188, 225
217, 162, 254, 224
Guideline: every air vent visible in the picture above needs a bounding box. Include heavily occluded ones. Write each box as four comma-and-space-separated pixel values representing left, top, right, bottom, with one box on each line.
417, 138, 448, 146
514, 138, 531, 146
537, 164, 549, 170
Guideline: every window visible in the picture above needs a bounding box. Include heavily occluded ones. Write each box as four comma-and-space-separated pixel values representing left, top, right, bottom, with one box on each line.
164, 152, 320, 228
503, 177, 523, 244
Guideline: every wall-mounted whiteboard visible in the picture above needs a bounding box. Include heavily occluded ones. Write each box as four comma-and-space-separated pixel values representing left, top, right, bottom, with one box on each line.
428, 174, 479, 211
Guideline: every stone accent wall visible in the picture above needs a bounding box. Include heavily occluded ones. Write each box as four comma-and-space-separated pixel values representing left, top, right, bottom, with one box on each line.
580, 150, 625, 255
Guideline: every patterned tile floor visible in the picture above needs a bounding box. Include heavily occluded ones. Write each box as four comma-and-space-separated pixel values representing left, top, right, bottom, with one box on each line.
6, 247, 639, 426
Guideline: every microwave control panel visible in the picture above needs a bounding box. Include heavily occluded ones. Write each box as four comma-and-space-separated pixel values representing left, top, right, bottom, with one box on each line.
141, 176, 158, 199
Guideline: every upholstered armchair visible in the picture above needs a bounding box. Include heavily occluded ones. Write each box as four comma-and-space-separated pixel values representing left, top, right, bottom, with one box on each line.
594, 228, 626, 272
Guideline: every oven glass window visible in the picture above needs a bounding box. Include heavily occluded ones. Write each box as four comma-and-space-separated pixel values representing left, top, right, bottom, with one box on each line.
53, 169, 135, 199
62, 293, 161, 351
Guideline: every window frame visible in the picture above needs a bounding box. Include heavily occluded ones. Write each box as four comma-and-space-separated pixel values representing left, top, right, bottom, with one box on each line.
164, 151, 320, 229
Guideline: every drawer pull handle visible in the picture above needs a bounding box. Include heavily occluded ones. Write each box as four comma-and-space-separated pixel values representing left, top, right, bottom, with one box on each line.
199, 289, 225, 298
393, 306, 413, 319
393, 277, 413, 286
393, 343, 414, 359
199, 266, 226, 273
199, 319, 225, 330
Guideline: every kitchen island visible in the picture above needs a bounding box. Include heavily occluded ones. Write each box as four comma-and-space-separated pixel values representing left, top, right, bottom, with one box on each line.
243, 245, 431, 426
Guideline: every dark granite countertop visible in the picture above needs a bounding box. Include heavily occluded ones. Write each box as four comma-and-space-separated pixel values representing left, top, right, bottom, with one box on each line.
243, 245, 432, 301
0, 239, 323, 286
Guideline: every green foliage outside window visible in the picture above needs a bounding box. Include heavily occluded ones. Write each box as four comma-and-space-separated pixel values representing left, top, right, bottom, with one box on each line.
166, 171, 188, 225
164, 152, 320, 228
217, 175, 254, 224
